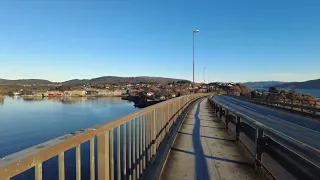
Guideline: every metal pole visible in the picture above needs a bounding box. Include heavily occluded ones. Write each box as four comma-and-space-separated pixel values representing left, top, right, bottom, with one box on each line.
203, 67, 206, 84
193, 32, 195, 93
192, 30, 199, 93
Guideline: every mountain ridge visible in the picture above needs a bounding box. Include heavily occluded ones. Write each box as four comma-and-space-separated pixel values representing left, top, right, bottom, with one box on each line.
0, 76, 190, 85
244, 81, 287, 89
275, 79, 320, 89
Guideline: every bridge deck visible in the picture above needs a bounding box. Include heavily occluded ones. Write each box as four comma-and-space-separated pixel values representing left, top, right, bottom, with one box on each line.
160, 98, 267, 180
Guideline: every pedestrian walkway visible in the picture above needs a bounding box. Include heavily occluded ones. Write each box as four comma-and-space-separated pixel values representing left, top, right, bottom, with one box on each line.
160, 98, 267, 180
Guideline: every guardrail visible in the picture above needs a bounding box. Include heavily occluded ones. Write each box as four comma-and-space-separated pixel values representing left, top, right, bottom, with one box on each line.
236, 96, 320, 115
209, 96, 320, 180
0, 93, 208, 180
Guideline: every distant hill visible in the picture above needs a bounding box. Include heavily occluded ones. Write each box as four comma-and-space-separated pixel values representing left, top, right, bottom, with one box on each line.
62, 76, 189, 85
0, 79, 54, 85
275, 79, 320, 89
244, 81, 286, 89
0, 76, 190, 85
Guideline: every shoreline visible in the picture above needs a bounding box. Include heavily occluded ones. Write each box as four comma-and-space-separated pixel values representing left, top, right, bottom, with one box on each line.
18, 95, 125, 98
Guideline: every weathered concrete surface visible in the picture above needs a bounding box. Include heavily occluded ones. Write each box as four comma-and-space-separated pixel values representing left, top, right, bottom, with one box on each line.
160, 98, 268, 180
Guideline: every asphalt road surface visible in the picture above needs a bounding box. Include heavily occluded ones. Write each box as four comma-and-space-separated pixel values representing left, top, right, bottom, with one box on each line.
212, 95, 320, 150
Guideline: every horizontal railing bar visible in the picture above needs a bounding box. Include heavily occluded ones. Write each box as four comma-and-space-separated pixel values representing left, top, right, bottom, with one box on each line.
236, 96, 320, 112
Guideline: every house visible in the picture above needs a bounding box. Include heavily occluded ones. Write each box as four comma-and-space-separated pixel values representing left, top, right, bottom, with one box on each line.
34, 91, 49, 97
64, 90, 86, 97
48, 91, 64, 97
22, 90, 35, 95
98, 90, 122, 96
197, 88, 208, 93
86, 91, 98, 96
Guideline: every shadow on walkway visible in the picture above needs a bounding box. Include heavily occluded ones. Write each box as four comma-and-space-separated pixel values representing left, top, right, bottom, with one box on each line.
193, 101, 210, 180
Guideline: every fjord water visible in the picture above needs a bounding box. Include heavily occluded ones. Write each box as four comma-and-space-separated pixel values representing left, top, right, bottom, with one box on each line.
295, 89, 320, 98
0, 97, 138, 179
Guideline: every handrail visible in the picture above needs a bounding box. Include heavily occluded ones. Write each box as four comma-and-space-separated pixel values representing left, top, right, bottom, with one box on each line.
210, 96, 320, 180
236, 96, 320, 114
0, 93, 209, 180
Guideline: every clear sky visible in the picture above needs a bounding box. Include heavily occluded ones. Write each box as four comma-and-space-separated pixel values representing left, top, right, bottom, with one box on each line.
0, 0, 319, 83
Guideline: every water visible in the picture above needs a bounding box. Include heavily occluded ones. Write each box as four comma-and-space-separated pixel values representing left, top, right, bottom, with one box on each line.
294, 89, 320, 98
0, 97, 139, 179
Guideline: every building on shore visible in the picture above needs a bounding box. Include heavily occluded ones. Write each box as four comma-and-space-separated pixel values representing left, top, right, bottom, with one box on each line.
48, 91, 63, 97
33, 91, 49, 97
97, 90, 124, 96
64, 90, 86, 97
85, 90, 98, 96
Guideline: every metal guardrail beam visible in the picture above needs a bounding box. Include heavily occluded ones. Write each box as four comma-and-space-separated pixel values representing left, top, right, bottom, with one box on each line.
0, 93, 209, 180
237, 96, 320, 114
209, 96, 320, 180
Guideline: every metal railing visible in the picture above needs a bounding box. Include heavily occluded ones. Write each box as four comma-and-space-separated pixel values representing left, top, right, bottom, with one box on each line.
209, 96, 320, 180
235, 96, 320, 115
0, 93, 208, 180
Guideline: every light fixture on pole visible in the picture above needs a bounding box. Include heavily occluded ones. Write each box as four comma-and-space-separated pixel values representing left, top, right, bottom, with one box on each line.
203, 67, 206, 84
193, 29, 199, 93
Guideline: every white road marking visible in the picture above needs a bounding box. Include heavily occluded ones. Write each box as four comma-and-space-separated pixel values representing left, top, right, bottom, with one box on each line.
267, 115, 284, 121
239, 105, 257, 112
267, 115, 320, 134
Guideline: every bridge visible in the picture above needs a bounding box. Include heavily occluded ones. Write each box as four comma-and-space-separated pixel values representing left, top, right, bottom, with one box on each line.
0, 94, 319, 180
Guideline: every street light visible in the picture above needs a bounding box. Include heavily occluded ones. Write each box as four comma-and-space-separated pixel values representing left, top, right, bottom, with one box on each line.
203, 67, 206, 84
193, 29, 199, 93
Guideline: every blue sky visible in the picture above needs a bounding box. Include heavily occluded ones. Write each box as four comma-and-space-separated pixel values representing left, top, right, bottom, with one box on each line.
0, 0, 319, 82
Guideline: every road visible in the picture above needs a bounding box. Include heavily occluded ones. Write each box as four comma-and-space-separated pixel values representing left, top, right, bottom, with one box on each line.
212, 95, 320, 150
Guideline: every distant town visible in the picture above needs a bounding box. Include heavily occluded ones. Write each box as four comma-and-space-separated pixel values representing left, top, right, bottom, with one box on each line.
0, 79, 253, 107
0, 76, 319, 108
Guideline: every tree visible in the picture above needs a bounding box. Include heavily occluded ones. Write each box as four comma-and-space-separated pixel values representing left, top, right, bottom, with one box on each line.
268, 87, 279, 94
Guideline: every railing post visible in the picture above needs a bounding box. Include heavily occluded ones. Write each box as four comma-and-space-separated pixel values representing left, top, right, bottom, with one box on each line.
136, 118, 139, 180
132, 119, 136, 180
178, 98, 181, 115
143, 115, 146, 171
166, 103, 170, 133
35, 163, 42, 180
117, 126, 121, 180
90, 138, 95, 180
58, 152, 65, 180
254, 128, 263, 167
235, 116, 241, 141
97, 131, 110, 180
152, 109, 156, 156
147, 113, 151, 162
76, 145, 81, 180
219, 107, 223, 119
128, 121, 132, 180
139, 116, 143, 176
225, 110, 229, 129
215, 105, 219, 117
110, 129, 114, 180
123, 123, 126, 180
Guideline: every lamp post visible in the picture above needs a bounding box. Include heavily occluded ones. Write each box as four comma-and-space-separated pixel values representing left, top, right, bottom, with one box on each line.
193, 29, 199, 93
203, 67, 206, 84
